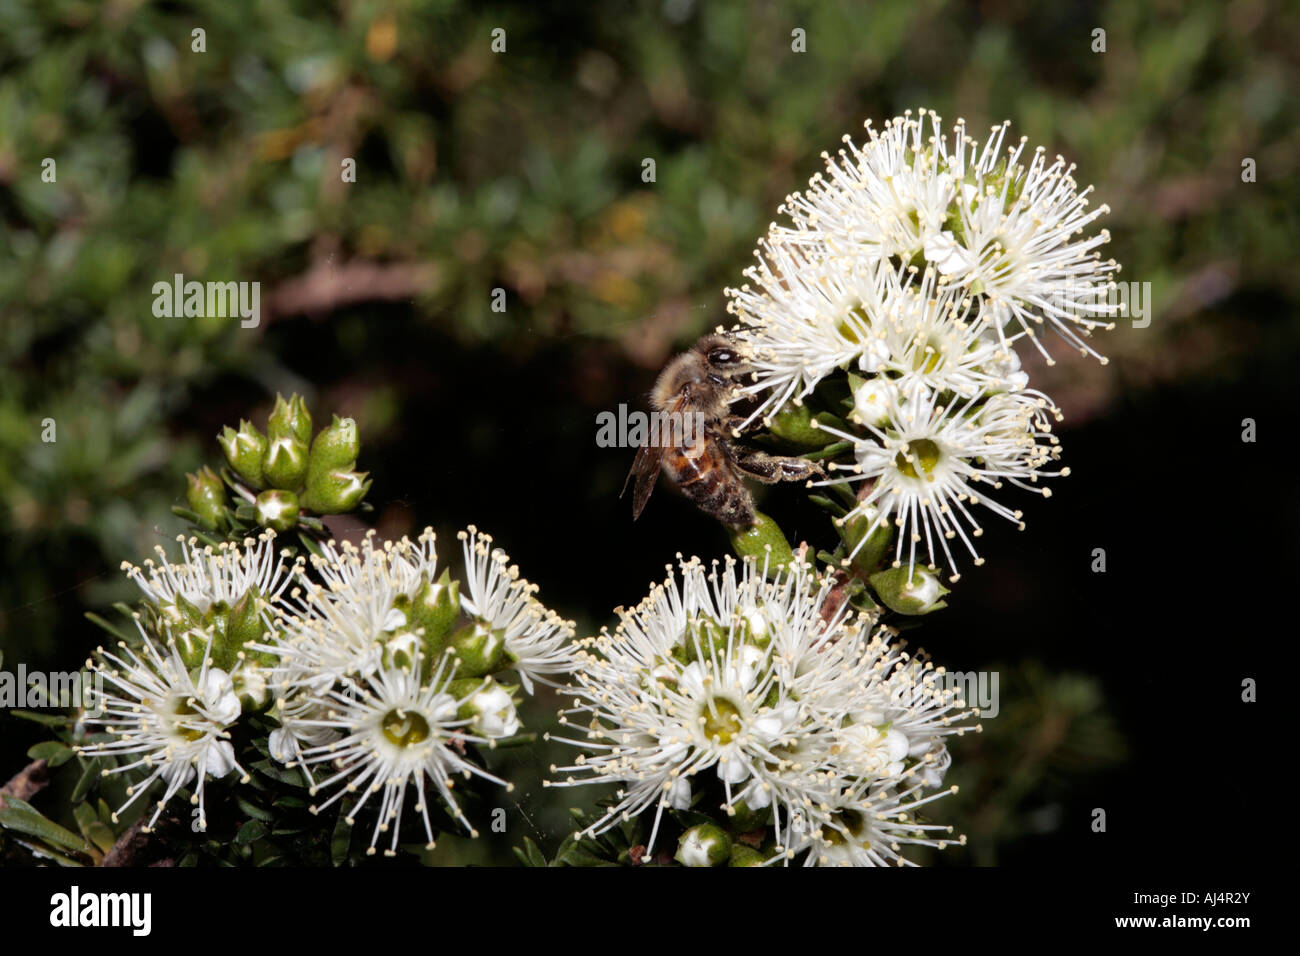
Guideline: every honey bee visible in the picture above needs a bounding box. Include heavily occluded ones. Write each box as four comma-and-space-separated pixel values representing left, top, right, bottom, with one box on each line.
622, 332, 823, 528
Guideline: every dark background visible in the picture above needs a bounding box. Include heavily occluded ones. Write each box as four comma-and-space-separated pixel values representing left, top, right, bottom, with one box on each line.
1, 0, 1294, 867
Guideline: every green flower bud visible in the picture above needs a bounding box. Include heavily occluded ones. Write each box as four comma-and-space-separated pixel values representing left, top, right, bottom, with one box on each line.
851, 376, 895, 427
682, 613, 726, 662
300, 469, 370, 515
842, 506, 893, 574
262, 435, 309, 490
728, 845, 767, 867
675, 824, 731, 867
233, 664, 272, 713
409, 571, 460, 659
767, 401, 830, 448
307, 415, 361, 476
255, 489, 300, 532
447, 676, 521, 738
185, 466, 228, 531
381, 630, 421, 672
164, 593, 206, 633
226, 588, 269, 653
448, 621, 507, 678
172, 627, 211, 671
218, 419, 268, 489
868, 565, 949, 615
727, 799, 769, 834
729, 511, 796, 573
266, 392, 313, 444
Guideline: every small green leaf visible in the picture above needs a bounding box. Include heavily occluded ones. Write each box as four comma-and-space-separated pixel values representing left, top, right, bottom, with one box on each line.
235, 820, 268, 845
517, 836, 548, 867
72, 802, 115, 854
249, 758, 307, 787
71, 758, 105, 804
10, 710, 72, 727
27, 741, 73, 767
330, 810, 353, 867
235, 796, 276, 823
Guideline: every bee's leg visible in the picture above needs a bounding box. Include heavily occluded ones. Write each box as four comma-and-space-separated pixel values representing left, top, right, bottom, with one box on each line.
720, 414, 760, 437
731, 447, 825, 485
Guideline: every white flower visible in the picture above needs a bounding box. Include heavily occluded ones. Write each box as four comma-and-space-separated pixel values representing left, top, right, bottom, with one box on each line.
815, 386, 1067, 578
263, 528, 441, 686
923, 229, 978, 274
77, 622, 249, 833
727, 248, 903, 423
930, 118, 1119, 364
549, 556, 873, 852
461, 679, 521, 738
748, 108, 1118, 367
868, 271, 1030, 399
772, 110, 954, 265
458, 526, 576, 693
549, 556, 976, 865
122, 531, 294, 623
788, 776, 965, 867
293, 648, 508, 856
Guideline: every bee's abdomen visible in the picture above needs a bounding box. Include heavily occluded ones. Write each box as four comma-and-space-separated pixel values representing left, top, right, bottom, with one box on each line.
664, 447, 755, 527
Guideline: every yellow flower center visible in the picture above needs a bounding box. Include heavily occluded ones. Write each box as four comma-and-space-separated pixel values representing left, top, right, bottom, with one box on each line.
895, 438, 942, 479
382, 709, 431, 747
702, 697, 743, 744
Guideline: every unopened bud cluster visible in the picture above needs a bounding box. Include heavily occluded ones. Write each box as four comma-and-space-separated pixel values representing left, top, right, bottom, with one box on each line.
186, 393, 371, 534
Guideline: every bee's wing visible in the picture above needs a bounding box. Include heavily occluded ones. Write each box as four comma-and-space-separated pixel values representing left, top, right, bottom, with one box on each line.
622, 439, 666, 520
621, 393, 687, 520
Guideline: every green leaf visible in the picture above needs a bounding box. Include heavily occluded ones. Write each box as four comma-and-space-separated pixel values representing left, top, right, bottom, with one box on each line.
0, 797, 92, 854
800, 440, 853, 461
515, 835, 549, 867
249, 758, 307, 787
73, 802, 115, 854
235, 796, 275, 823
808, 494, 848, 517
554, 838, 612, 867
27, 741, 74, 767
330, 810, 353, 867
9, 710, 72, 727
12, 837, 88, 867
235, 819, 268, 845
71, 757, 106, 804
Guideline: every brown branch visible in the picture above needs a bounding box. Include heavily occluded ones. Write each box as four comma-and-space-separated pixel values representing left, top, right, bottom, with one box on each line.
0, 759, 52, 810
820, 477, 879, 626
263, 259, 440, 323
101, 818, 176, 868
818, 568, 854, 628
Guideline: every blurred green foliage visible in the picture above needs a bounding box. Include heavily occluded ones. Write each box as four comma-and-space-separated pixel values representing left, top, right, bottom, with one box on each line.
1, 0, 1294, 864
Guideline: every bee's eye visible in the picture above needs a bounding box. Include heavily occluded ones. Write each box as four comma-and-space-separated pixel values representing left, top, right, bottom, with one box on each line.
708, 347, 738, 366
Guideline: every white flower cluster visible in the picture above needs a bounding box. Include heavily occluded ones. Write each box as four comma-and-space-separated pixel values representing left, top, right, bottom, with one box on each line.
78, 527, 575, 856
547, 556, 976, 866
726, 109, 1119, 579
